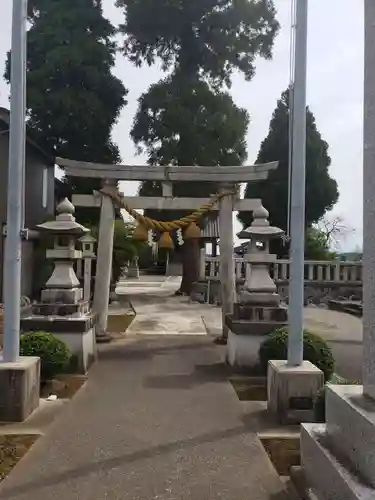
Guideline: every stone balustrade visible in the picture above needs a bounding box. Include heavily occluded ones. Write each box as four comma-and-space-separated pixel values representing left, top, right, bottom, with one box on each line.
205, 257, 362, 284
198, 257, 363, 305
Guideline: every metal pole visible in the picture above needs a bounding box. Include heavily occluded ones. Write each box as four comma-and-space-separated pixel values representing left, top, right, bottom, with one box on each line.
363, 0, 375, 396
287, 0, 308, 366
2, 0, 28, 362
21, 2, 27, 229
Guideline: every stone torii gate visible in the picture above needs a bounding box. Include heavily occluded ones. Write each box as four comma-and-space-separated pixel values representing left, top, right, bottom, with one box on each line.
56, 157, 278, 338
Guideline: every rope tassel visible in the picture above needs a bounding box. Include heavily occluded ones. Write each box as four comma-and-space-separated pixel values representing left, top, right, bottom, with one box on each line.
133, 223, 148, 241
184, 222, 201, 239
158, 231, 174, 250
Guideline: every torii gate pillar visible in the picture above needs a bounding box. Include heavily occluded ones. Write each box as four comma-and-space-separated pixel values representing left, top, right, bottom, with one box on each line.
93, 179, 116, 338
219, 183, 236, 341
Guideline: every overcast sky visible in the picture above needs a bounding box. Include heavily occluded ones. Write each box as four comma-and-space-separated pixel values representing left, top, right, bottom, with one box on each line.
0, 0, 364, 250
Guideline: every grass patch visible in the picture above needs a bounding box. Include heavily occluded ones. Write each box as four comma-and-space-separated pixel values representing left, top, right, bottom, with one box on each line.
0, 434, 39, 482
107, 311, 135, 334
260, 435, 300, 476
230, 376, 267, 401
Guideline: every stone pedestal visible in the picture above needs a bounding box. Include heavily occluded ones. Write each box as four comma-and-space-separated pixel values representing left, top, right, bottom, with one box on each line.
267, 360, 323, 424
226, 304, 288, 369
226, 330, 265, 369
21, 305, 96, 374
0, 357, 40, 422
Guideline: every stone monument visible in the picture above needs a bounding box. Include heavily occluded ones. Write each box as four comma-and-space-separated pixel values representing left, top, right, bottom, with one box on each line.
21, 199, 97, 373
225, 205, 288, 370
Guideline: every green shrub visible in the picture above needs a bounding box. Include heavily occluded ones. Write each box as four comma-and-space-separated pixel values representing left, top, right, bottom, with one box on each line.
258, 328, 335, 381
20, 331, 70, 381
89, 221, 147, 284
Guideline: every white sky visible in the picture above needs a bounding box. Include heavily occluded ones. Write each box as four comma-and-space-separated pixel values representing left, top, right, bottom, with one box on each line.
0, 0, 364, 251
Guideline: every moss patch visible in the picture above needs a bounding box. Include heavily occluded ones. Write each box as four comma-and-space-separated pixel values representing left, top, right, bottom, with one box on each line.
0, 434, 39, 482
230, 376, 267, 401
260, 435, 300, 476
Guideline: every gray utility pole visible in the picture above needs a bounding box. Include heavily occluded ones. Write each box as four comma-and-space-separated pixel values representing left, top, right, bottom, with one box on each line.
363, 0, 375, 395
2, 0, 28, 362
287, 0, 308, 366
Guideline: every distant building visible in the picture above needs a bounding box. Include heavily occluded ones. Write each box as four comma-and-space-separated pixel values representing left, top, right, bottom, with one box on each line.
0, 107, 55, 299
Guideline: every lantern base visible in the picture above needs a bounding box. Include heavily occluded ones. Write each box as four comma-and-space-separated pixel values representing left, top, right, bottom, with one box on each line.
239, 291, 281, 306
41, 287, 83, 304
225, 299, 288, 370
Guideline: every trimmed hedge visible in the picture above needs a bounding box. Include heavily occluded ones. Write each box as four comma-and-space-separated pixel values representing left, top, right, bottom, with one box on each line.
20, 331, 70, 381
259, 327, 335, 381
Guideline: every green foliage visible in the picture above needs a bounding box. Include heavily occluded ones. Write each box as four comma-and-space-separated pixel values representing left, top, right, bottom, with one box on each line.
259, 328, 335, 382
239, 90, 339, 233
112, 220, 146, 283
20, 331, 70, 381
5, 0, 128, 225
118, 0, 279, 291
134, 74, 249, 221
90, 221, 146, 284
313, 386, 326, 423
117, 0, 279, 87
119, 0, 279, 201
305, 227, 337, 260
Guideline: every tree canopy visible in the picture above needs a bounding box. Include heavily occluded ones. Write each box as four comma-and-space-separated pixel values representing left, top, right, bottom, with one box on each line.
117, 0, 280, 293
134, 74, 249, 221
5, 0, 128, 224
117, 0, 279, 86
239, 90, 339, 234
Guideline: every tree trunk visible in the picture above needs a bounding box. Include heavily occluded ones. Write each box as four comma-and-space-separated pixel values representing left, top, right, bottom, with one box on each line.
178, 238, 199, 295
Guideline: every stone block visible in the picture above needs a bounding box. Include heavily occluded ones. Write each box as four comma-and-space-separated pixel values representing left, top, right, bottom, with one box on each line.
30, 300, 90, 317
41, 287, 82, 304
233, 303, 288, 322
55, 328, 96, 374
267, 360, 323, 424
226, 330, 263, 369
325, 384, 375, 488
21, 315, 97, 374
300, 423, 374, 500
0, 357, 40, 422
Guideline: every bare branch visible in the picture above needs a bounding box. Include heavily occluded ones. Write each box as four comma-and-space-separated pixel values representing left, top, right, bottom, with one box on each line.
315, 215, 355, 250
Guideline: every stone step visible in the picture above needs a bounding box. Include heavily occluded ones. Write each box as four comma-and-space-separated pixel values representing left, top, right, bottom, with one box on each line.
300, 423, 374, 500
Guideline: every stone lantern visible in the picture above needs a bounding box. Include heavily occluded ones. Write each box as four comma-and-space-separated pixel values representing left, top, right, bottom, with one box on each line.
21, 199, 96, 374
37, 198, 89, 304
240, 205, 284, 305
80, 233, 96, 258
225, 204, 288, 370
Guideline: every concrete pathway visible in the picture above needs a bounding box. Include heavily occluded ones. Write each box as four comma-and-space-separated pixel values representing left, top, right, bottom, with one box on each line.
117, 276, 363, 380
116, 276, 222, 336
0, 336, 290, 500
